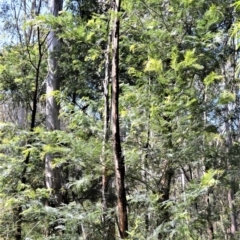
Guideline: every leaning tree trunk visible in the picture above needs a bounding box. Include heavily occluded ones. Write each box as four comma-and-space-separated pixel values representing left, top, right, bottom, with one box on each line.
45, 0, 63, 207
111, 0, 128, 238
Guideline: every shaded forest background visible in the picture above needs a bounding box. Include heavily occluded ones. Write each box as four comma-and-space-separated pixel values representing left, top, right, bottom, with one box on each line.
0, 0, 240, 239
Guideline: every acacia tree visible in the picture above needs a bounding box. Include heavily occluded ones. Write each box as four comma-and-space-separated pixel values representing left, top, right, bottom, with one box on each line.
1, 0, 240, 239
0, 1, 49, 239
0, 0, 70, 238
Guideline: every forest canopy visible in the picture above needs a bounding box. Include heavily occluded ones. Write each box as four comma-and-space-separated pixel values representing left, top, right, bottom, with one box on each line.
0, 0, 240, 239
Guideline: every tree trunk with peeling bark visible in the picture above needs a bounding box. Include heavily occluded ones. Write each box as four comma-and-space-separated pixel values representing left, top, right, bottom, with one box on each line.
111, 0, 128, 238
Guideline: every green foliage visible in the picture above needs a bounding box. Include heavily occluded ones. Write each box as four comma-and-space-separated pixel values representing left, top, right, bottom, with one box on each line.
218, 90, 236, 104
144, 58, 163, 73
0, 0, 239, 239
204, 72, 222, 86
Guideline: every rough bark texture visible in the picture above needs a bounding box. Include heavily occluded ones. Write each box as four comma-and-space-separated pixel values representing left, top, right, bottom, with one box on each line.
45, 0, 63, 207
102, 21, 111, 221
111, 0, 128, 238
101, 24, 116, 239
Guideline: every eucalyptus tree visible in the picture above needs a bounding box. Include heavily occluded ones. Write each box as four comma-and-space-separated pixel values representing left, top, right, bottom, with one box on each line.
45, 0, 63, 207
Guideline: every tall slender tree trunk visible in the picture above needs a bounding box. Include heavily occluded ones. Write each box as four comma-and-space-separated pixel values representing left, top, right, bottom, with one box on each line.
101, 37, 110, 226
101, 22, 115, 239
111, 0, 128, 238
45, 0, 63, 207
225, 110, 237, 236
221, 35, 238, 236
